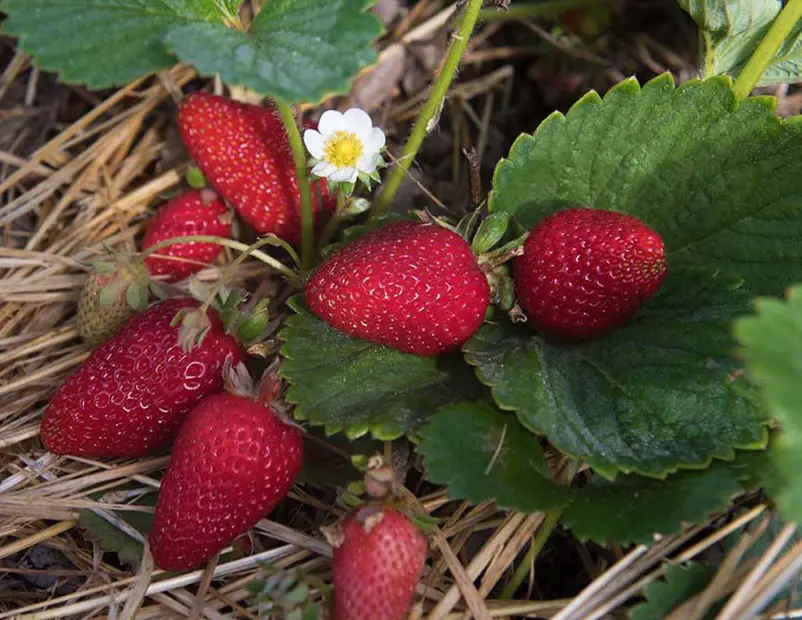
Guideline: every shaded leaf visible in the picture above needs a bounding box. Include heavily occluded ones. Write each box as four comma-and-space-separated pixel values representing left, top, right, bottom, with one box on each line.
418, 402, 572, 512
490, 74, 802, 296
464, 266, 768, 478
280, 297, 481, 440
677, 0, 777, 80
1, 0, 226, 88
736, 284, 802, 524
165, 0, 381, 103
629, 563, 718, 620
564, 462, 743, 545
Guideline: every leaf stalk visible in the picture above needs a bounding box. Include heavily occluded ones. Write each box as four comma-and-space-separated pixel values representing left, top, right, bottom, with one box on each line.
371, 0, 485, 217
733, 0, 802, 100
274, 98, 316, 272
140, 234, 303, 287
479, 0, 610, 21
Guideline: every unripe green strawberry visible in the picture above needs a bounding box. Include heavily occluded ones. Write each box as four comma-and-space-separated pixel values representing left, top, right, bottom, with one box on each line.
514, 208, 667, 340
77, 259, 149, 347
329, 505, 427, 620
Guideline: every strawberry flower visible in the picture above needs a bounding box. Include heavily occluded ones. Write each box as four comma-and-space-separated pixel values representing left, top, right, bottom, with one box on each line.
303, 108, 386, 190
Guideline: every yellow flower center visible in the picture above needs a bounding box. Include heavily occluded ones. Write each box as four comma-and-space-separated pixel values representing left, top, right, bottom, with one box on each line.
324, 131, 363, 168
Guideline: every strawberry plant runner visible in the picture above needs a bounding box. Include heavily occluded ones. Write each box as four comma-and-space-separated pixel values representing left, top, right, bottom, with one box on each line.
4, 0, 802, 617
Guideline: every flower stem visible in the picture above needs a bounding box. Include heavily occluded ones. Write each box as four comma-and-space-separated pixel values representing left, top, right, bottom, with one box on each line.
480, 0, 609, 21
141, 235, 303, 287
317, 192, 347, 255
198, 236, 281, 314
733, 0, 802, 100
499, 509, 563, 599
371, 0, 485, 218
274, 98, 315, 272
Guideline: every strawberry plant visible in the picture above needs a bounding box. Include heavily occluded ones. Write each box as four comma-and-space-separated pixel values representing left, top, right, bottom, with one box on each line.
6, 0, 802, 615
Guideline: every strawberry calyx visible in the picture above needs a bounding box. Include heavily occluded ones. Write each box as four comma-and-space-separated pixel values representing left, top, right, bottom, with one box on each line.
220, 358, 301, 430
86, 250, 152, 312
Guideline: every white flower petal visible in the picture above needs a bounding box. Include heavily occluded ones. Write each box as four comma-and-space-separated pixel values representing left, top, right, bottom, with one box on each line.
356, 152, 380, 174
328, 167, 358, 183
303, 130, 326, 159
318, 110, 347, 137
343, 108, 373, 142
366, 127, 386, 153
312, 161, 337, 178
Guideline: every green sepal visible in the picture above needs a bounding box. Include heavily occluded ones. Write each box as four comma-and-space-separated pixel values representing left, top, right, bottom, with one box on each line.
471, 212, 510, 254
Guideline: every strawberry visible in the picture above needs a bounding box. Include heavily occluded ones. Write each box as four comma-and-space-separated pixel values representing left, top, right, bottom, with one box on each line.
329, 505, 427, 620
40, 298, 244, 458
306, 220, 490, 356
77, 258, 149, 347
177, 92, 335, 245
142, 188, 231, 282
514, 208, 667, 340
149, 390, 303, 571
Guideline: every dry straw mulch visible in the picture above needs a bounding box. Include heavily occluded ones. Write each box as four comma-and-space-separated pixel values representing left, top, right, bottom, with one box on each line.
1, 1, 801, 618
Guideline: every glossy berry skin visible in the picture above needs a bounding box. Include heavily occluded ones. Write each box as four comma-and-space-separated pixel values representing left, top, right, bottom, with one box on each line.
142, 189, 231, 282
332, 506, 427, 620
306, 221, 490, 356
515, 208, 667, 340
40, 299, 244, 458
149, 393, 303, 571
177, 92, 334, 245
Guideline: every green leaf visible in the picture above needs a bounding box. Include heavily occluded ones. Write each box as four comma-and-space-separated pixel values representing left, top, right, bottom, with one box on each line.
78, 493, 157, 566
1, 0, 226, 88
279, 297, 481, 440
735, 284, 802, 524
629, 563, 717, 620
722, 510, 801, 609
419, 403, 764, 543
489, 74, 802, 296
418, 402, 572, 512
678, 1, 802, 86
464, 266, 768, 478
564, 461, 743, 545
165, 0, 382, 103
677, 0, 778, 80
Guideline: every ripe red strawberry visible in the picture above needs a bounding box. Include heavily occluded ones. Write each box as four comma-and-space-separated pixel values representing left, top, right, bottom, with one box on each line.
515, 208, 667, 340
40, 299, 244, 458
306, 220, 490, 356
330, 505, 427, 620
177, 92, 335, 245
142, 188, 231, 282
149, 391, 303, 571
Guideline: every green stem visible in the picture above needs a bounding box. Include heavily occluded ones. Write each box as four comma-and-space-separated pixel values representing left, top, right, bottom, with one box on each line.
371, 0, 485, 218
733, 0, 802, 100
274, 98, 315, 271
141, 235, 302, 287
198, 236, 280, 313
499, 509, 563, 599
480, 0, 609, 21
317, 192, 347, 255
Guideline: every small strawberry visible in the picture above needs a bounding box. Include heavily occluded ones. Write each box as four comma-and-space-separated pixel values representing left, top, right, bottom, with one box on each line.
328, 505, 427, 620
77, 258, 149, 347
306, 220, 490, 356
515, 208, 667, 340
177, 92, 335, 245
142, 188, 231, 282
41, 298, 245, 458
149, 382, 303, 571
